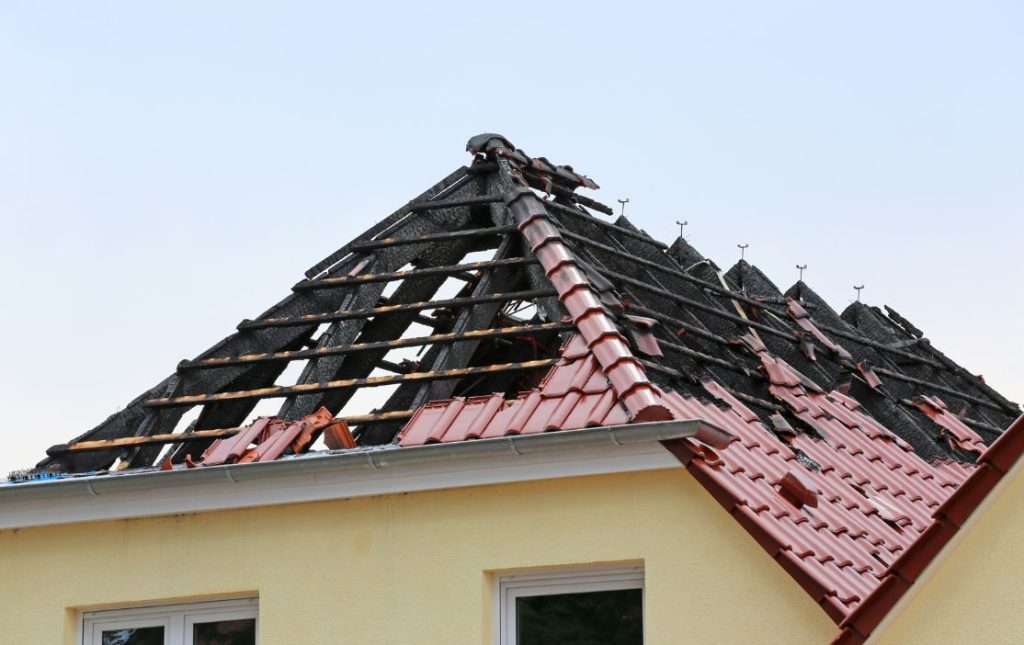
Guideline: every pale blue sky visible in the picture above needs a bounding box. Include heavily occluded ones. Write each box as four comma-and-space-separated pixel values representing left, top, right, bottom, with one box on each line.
1, 2, 1021, 475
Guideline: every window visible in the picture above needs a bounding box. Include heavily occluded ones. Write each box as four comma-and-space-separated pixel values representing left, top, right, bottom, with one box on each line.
82, 598, 257, 645
497, 566, 644, 645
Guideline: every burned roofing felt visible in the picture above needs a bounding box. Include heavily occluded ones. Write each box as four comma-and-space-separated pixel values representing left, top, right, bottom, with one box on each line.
17, 133, 1023, 643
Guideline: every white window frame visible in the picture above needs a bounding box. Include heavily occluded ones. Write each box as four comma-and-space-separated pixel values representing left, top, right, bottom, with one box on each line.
496, 565, 644, 645
81, 597, 258, 645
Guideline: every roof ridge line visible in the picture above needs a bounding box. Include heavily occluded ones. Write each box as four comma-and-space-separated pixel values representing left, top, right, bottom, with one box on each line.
504, 186, 672, 423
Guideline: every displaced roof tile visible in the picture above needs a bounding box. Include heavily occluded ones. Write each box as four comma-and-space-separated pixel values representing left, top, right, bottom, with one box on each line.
40, 135, 1024, 645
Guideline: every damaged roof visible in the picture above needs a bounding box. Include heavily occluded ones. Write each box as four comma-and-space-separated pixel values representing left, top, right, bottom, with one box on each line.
14, 133, 1022, 644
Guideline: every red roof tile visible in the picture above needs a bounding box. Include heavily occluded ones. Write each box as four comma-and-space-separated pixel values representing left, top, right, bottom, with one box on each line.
397, 335, 631, 445
396, 316, 1022, 642
834, 413, 1024, 642
912, 395, 987, 456
199, 407, 334, 466
506, 190, 672, 423
37, 133, 1023, 645
786, 297, 853, 361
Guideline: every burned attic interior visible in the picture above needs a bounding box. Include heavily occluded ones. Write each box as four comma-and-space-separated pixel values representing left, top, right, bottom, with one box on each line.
30, 132, 1018, 478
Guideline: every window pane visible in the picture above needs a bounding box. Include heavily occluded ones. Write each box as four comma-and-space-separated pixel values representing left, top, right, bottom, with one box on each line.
101, 627, 164, 645
516, 589, 642, 645
193, 618, 257, 645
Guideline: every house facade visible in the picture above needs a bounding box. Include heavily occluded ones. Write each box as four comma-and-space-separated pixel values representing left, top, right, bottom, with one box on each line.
3, 426, 1023, 643
2, 134, 1020, 644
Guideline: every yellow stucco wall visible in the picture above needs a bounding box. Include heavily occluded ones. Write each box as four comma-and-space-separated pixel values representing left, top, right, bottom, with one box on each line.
0, 468, 836, 644
873, 458, 1024, 645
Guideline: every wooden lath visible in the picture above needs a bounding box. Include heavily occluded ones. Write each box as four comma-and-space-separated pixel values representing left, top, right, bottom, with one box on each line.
145, 359, 560, 408
177, 321, 572, 371
37, 160, 546, 473
347, 225, 516, 251
47, 410, 419, 456
290, 257, 538, 292
236, 288, 555, 330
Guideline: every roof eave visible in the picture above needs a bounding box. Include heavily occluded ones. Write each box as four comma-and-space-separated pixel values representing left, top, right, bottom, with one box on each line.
0, 419, 724, 531
833, 413, 1024, 644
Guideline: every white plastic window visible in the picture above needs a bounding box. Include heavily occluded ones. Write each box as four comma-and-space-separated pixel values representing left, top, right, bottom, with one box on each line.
497, 566, 644, 644
82, 598, 257, 645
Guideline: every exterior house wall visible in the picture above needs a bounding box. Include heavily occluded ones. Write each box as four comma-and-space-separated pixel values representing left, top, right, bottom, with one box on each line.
873, 456, 1024, 645
0, 468, 835, 644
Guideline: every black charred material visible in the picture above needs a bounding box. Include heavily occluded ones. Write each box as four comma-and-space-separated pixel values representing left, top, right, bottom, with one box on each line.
236, 289, 556, 331
348, 225, 515, 250
290, 257, 538, 292
177, 322, 572, 371
408, 195, 506, 212
39, 133, 1019, 474
144, 359, 560, 408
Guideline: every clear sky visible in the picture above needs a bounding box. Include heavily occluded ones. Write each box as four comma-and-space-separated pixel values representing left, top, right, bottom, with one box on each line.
1, 2, 1021, 476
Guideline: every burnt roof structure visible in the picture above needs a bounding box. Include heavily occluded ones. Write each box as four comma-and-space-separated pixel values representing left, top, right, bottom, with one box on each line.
17, 133, 1022, 644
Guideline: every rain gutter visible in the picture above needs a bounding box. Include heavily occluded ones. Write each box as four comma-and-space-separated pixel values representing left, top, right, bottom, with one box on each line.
0, 419, 727, 531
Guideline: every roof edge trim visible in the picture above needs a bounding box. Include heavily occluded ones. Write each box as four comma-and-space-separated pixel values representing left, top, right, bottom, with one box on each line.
832, 413, 1024, 644
0, 420, 719, 531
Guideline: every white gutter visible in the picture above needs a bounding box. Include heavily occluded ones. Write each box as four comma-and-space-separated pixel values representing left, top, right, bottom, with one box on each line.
0, 419, 726, 530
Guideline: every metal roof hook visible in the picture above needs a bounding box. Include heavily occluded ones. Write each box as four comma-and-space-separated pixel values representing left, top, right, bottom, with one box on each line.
676, 220, 688, 240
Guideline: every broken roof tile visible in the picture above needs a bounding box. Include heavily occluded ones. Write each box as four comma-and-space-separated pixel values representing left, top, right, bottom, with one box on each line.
29, 133, 1024, 644
912, 395, 987, 456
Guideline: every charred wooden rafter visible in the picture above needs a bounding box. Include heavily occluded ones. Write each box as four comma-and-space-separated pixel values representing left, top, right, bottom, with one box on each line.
408, 195, 505, 211
304, 165, 474, 279
896, 399, 1005, 436
876, 367, 1007, 413
47, 410, 420, 455
291, 257, 538, 293
403, 188, 525, 410
542, 199, 668, 249
573, 217, 1016, 430
153, 174, 486, 464
281, 233, 484, 419
177, 322, 572, 371
517, 170, 615, 216
564, 226, 957, 375
639, 359, 784, 413
35, 135, 1018, 477
598, 265, 805, 345
659, 338, 762, 378
236, 288, 556, 331
145, 359, 560, 408
348, 225, 516, 251
557, 227, 809, 315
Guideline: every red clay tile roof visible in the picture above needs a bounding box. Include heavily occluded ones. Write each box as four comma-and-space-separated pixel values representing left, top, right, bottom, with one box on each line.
28, 133, 1024, 642
833, 413, 1024, 644
507, 188, 673, 423
667, 352, 980, 624
392, 140, 1024, 640
398, 335, 630, 445
200, 407, 336, 466
398, 330, 1022, 643
397, 328, 1000, 635
911, 395, 988, 457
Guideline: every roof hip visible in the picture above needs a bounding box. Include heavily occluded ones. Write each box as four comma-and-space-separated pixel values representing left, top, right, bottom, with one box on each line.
504, 187, 672, 423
